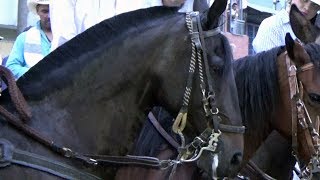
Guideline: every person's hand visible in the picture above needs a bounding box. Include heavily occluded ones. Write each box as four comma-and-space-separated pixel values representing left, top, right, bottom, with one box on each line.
162, 0, 185, 7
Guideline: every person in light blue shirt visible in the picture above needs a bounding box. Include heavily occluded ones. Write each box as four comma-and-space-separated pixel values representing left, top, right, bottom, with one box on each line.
6, 0, 51, 80
252, 0, 320, 53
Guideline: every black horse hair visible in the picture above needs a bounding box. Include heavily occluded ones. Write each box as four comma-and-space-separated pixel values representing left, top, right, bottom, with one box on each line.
233, 47, 282, 139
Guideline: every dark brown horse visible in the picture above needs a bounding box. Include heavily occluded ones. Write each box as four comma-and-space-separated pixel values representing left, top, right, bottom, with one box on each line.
115, 4, 320, 180
0, 1, 244, 179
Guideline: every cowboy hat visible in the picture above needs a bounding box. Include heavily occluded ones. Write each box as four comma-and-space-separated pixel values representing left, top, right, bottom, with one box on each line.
27, 0, 50, 15
311, 0, 320, 6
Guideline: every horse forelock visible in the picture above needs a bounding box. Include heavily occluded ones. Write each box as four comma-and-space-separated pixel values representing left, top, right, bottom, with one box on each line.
304, 43, 320, 69
233, 47, 282, 140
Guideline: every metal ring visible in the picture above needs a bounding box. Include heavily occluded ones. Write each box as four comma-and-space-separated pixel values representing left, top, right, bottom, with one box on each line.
210, 108, 219, 115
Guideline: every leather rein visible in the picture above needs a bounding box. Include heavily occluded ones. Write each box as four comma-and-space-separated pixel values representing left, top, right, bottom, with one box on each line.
0, 12, 245, 179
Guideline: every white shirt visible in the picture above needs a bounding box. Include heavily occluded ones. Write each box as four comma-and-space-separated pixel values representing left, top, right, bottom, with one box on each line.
50, 0, 214, 51
50, 0, 165, 51
252, 9, 297, 53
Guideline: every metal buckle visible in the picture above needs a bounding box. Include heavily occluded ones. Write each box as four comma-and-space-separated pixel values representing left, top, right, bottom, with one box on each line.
159, 159, 180, 170
180, 130, 221, 163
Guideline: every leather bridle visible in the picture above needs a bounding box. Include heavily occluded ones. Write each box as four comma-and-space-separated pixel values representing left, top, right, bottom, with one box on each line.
171, 12, 245, 166
286, 52, 320, 180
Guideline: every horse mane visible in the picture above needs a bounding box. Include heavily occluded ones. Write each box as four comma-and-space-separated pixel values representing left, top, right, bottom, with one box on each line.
13, 6, 179, 99
233, 47, 283, 139
221, 34, 233, 76
133, 107, 178, 157
304, 43, 320, 69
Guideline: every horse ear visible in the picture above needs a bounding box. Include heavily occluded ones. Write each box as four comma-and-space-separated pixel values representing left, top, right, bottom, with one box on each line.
285, 33, 311, 66
290, 4, 320, 44
193, 0, 209, 13
285, 33, 295, 59
207, 0, 227, 29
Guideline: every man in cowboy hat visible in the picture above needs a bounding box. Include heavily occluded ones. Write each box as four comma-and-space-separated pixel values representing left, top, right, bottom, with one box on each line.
6, 0, 51, 80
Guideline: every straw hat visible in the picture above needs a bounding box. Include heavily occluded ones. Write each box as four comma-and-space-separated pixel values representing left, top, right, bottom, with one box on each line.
27, 0, 50, 15
312, 0, 320, 6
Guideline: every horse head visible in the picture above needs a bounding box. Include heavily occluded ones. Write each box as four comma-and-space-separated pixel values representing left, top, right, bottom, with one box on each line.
188, 0, 244, 178
235, 5, 320, 179
284, 33, 320, 169
289, 4, 320, 44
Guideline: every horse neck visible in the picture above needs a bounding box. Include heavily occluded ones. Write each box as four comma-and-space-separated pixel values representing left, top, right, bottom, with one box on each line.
234, 50, 281, 162
16, 14, 189, 154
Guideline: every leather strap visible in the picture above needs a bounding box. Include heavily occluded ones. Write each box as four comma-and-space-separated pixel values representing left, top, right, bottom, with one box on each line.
203, 29, 221, 38
297, 62, 314, 72
0, 139, 101, 180
247, 160, 276, 180
86, 154, 175, 169
286, 54, 299, 153
297, 100, 316, 156
148, 112, 180, 150
219, 124, 245, 134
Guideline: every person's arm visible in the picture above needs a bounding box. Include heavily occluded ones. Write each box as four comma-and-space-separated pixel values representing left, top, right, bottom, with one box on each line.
50, 0, 77, 51
5, 34, 29, 80
162, 0, 185, 7
252, 18, 281, 53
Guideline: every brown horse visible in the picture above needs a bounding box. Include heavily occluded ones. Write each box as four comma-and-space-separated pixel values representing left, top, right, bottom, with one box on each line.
239, 4, 320, 180
238, 34, 320, 180
0, 1, 244, 179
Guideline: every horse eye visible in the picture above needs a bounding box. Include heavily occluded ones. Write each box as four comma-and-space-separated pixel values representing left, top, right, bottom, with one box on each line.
309, 93, 320, 104
208, 55, 224, 70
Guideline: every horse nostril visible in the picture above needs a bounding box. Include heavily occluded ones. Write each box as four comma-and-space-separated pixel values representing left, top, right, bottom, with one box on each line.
231, 152, 242, 166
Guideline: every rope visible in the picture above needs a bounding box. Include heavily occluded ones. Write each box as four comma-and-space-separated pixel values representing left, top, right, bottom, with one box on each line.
0, 66, 31, 121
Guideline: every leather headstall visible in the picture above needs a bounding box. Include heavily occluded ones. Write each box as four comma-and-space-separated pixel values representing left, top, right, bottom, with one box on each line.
285, 53, 320, 179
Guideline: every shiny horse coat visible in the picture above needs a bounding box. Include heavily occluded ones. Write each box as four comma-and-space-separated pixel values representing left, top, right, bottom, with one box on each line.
0, 2, 243, 180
